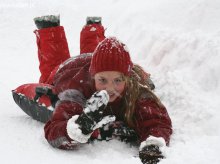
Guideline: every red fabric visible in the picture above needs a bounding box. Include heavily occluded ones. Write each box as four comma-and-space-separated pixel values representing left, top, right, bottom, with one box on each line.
34, 26, 71, 84
33, 25, 172, 149
80, 24, 105, 54
134, 99, 172, 144
52, 54, 94, 97
46, 65, 60, 85
14, 83, 53, 107
44, 101, 83, 143
44, 55, 172, 149
89, 37, 133, 76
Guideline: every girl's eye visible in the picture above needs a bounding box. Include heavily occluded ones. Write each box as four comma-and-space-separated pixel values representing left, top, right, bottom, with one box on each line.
114, 78, 123, 84
98, 78, 106, 84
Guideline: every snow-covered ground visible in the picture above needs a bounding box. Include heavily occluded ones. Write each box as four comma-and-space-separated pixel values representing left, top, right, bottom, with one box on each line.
1, 0, 220, 163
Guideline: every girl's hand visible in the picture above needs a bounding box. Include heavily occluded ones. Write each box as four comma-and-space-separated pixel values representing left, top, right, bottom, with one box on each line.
98, 121, 138, 142
75, 90, 115, 135
139, 145, 163, 164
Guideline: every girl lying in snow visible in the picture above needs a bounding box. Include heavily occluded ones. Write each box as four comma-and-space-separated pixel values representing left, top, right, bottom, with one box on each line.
12, 15, 172, 164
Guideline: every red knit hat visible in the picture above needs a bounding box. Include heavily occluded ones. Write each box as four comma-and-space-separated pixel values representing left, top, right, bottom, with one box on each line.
89, 37, 133, 76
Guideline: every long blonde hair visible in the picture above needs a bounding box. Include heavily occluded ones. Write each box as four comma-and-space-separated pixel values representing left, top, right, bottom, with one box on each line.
123, 64, 164, 127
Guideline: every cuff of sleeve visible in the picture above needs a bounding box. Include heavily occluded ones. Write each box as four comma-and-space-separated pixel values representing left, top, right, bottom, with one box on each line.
139, 135, 166, 151
66, 115, 92, 143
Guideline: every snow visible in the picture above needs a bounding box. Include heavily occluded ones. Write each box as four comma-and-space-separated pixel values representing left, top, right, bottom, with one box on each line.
139, 136, 166, 151
90, 27, 96, 31
93, 115, 116, 130
67, 115, 92, 143
85, 90, 109, 113
1, 0, 220, 163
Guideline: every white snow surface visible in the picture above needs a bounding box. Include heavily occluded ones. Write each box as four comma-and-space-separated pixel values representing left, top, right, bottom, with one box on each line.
67, 115, 92, 143
1, 0, 220, 163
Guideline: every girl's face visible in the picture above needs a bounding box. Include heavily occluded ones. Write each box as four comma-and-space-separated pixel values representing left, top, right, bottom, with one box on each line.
94, 71, 126, 102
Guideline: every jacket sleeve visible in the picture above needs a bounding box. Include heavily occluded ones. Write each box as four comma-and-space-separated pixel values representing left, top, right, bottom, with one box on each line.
134, 95, 172, 146
44, 98, 83, 149
44, 88, 101, 149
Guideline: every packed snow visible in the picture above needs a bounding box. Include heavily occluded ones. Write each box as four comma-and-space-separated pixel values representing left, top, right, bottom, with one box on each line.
1, 0, 220, 163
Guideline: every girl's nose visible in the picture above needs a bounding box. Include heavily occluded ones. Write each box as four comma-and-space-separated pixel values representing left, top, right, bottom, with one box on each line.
105, 83, 115, 92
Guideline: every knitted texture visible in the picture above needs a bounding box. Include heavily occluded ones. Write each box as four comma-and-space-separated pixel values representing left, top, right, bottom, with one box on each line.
89, 37, 133, 76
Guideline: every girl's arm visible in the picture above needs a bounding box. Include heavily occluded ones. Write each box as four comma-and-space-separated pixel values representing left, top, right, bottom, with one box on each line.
134, 98, 172, 146
44, 97, 84, 149
44, 89, 115, 149
134, 97, 172, 163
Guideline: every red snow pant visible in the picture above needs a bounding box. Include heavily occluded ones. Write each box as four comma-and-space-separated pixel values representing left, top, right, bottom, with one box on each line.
34, 26, 71, 84
35, 24, 105, 84
12, 24, 105, 123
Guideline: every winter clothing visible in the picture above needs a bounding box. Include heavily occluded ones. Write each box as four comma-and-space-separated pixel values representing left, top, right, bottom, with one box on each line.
34, 26, 70, 84
12, 21, 172, 153
139, 145, 163, 164
67, 90, 116, 143
42, 25, 172, 148
75, 90, 115, 135
89, 37, 133, 76
80, 23, 105, 54
103, 121, 139, 142
34, 15, 60, 29
86, 16, 102, 25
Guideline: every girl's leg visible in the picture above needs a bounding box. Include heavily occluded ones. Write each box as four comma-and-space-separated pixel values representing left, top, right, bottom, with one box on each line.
80, 17, 105, 54
34, 15, 70, 84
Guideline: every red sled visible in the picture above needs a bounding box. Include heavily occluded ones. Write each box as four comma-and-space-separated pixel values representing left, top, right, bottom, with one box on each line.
12, 83, 57, 123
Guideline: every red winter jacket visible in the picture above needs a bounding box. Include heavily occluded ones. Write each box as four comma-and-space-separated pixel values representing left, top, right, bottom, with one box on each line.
38, 25, 172, 149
